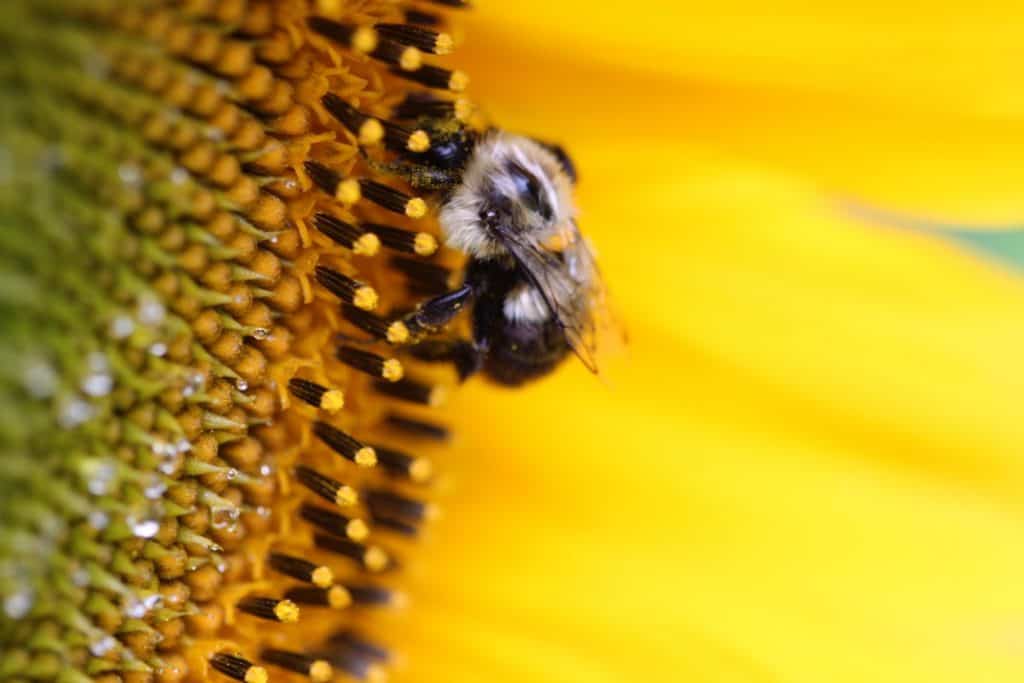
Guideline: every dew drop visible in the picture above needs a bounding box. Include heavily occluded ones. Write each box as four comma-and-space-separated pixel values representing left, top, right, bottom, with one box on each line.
4, 590, 33, 620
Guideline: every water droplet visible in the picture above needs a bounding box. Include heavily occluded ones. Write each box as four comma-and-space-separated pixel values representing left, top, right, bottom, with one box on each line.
81, 373, 113, 397
175, 438, 192, 453
59, 397, 95, 429
4, 590, 33, 619
144, 477, 167, 500
90, 635, 117, 657
235, 379, 249, 392
148, 342, 168, 357
137, 295, 166, 326
87, 510, 109, 531
109, 314, 135, 340
118, 163, 142, 187
130, 518, 160, 539
170, 166, 189, 185
71, 567, 91, 588
251, 327, 270, 340
84, 461, 116, 496
22, 360, 57, 399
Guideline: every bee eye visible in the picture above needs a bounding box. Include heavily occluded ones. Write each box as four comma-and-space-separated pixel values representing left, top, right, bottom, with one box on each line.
506, 162, 552, 221
480, 209, 499, 228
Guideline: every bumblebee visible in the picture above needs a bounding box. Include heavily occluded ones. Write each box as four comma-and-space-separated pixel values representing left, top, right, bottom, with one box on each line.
314, 88, 616, 386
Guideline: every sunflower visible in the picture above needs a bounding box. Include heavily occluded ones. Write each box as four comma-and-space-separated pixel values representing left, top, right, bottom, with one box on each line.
4, 1, 1024, 683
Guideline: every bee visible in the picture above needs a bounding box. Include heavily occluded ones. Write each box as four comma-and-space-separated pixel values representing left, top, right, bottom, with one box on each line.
319, 93, 618, 386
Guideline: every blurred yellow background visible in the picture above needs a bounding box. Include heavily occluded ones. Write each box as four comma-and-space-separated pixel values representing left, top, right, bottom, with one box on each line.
393, 3, 1024, 682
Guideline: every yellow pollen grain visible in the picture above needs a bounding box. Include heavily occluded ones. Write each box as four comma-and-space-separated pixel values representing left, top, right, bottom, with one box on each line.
310, 660, 334, 683
398, 46, 422, 71
244, 666, 269, 683
409, 457, 433, 483
358, 118, 384, 146
355, 446, 378, 468
405, 197, 427, 219
337, 178, 361, 204
406, 129, 430, 153
386, 321, 410, 344
381, 358, 404, 382
352, 26, 378, 54
273, 600, 299, 623
353, 232, 381, 256
327, 585, 352, 609
435, 33, 454, 55
364, 546, 388, 572
346, 518, 369, 541
449, 70, 469, 92
311, 565, 334, 588
335, 485, 358, 507
413, 232, 438, 256
320, 389, 345, 413
353, 285, 378, 311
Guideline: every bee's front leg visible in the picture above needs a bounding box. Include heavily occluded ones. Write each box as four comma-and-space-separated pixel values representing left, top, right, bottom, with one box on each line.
403, 283, 476, 337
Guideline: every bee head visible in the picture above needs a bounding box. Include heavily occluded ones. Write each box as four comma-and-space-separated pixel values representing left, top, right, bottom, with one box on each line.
440, 132, 575, 260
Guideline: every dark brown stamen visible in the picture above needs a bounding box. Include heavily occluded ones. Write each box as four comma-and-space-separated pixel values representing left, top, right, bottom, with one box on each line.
307, 17, 378, 54
365, 222, 438, 256
375, 23, 453, 55
341, 305, 411, 344
364, 488, 430, 522
236, 596, 300, 623
294, 465, 358, 507
337, 346, 404, 382
373, 377, 445, 406
314, 212, 379, 255
315, 265, 378, 311
382, 412, 451, 441
369, 39, 422, 71
321, 94, 384, 146
284, 585, 353, 609
392, 92, 471, 123
267, 552, 334, 588
327, 631, 391, 662
210, 653, 268, 683
288, 377, 345, 413
347, 584, 397, 606
313, 420, 378, 468
357, 179, 427, 218
314, 533, 390, 572
371, 444, 432, 482
300, 503, 370, 541
391, 64, 468, 92
304, 160, 341, 195
262, 649, 334, 682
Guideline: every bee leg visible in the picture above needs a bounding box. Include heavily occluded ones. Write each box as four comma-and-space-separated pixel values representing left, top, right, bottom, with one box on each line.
404, 283, 476, 336
407, 338, 484, 382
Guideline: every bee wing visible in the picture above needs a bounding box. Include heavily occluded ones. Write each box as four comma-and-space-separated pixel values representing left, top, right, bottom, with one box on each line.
499, 225, 621, 375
